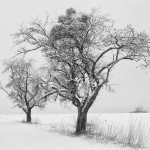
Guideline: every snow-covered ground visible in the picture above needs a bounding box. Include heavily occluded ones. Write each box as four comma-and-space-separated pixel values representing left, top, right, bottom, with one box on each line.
0, 113, 150, 150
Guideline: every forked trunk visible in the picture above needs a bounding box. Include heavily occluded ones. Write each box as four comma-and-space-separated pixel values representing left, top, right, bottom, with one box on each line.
76, 108, 88, 134
75, 86, 102, 134
26, 108, 31, 123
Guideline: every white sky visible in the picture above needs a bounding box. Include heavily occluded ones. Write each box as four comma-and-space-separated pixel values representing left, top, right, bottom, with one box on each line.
0, 0, 150, 114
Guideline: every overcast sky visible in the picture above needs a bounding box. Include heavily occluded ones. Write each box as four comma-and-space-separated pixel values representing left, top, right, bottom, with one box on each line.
0, 0, 150, 114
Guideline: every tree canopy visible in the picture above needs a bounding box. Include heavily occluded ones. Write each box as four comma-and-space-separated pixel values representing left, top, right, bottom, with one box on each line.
12, 8, 150, 133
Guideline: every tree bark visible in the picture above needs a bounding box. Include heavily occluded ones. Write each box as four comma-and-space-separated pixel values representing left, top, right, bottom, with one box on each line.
75, 86, 102, 134
26, 108, 31, 123
76, 108, 88, 134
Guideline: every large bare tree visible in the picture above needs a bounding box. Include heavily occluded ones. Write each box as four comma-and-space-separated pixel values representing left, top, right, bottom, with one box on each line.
2, 59, 45, 123
13, 8, 150, 133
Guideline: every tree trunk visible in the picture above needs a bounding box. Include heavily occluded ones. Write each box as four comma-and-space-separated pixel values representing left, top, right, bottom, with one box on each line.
76, 108, 88, 134
26, 108, 31, 123
75, 86, 102, 134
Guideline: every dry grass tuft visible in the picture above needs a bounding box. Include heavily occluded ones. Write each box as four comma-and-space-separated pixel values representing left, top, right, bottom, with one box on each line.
84, 117, 150, 149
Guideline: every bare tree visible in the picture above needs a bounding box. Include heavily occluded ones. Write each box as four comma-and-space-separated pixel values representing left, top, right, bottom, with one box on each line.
2, 58, 44, 123
130, 106, 148, 113
13, 8, 150, 133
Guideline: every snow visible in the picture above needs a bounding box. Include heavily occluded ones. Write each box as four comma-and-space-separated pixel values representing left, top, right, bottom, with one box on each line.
0, 114, 150, 150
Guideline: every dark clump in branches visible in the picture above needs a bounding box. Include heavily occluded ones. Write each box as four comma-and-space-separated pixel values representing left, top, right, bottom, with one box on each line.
12, 8, 150, 133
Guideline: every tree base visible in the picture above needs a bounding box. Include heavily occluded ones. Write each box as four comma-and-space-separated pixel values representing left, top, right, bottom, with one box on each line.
75, 109, 87, 134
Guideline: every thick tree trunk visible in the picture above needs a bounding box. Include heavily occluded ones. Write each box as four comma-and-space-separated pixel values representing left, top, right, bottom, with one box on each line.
75, 86, 102, 134
26, 108, 31, 123
76, 108, 88, 134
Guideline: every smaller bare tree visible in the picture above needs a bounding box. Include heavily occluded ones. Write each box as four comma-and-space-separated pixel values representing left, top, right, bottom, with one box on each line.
1, 58, 44, 123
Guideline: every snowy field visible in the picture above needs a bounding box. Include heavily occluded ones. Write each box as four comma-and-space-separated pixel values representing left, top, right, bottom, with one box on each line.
0, 113, 150, 150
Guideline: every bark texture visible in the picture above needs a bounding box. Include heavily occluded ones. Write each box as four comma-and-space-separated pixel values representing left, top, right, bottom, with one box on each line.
26, 109, 31, 123
76, 108, 88, 134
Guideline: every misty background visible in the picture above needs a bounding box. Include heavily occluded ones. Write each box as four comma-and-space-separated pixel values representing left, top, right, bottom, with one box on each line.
0, 0, 150, 114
